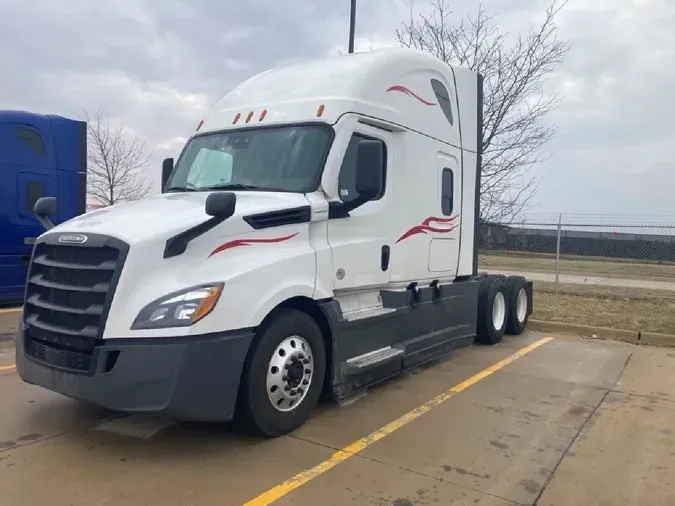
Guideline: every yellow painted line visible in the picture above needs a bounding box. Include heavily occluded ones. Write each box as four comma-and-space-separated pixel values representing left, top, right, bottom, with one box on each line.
243, 336, 555, 506
0, 307, 22, 315
0, 364, 16, 373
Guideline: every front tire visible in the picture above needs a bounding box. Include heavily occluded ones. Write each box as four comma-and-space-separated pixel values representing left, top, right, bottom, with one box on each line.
236, 309, 326, 437
475, 276, 509, 345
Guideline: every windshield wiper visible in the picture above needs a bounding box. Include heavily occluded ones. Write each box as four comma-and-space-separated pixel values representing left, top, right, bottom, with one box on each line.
205, 183, 266, 191
169, 183, 288, 192
165, 186, 197, 192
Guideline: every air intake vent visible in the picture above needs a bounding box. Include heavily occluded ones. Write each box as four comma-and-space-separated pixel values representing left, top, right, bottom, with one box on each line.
244, 206, 311, 230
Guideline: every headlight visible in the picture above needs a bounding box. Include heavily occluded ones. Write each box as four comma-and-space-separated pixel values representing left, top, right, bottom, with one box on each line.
131, 283, 223, 330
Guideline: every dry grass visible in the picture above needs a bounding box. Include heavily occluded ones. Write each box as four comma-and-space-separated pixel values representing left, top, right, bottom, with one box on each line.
480, 251, 675, 282
484, 249, 674, 266
531, 281, 675, 335
535, 281, 675, 303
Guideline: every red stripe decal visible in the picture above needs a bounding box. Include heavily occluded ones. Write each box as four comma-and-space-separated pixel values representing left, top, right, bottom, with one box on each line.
396, 216, 459, 244
208, 232, 299, 258
386, 85, 436, 106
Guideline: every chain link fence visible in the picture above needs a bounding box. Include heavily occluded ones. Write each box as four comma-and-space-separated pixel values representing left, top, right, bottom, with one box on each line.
478, 215, 675, 334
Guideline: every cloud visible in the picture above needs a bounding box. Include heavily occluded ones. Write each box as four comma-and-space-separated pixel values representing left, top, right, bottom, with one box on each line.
530, 0, 675, 217
0, 0, 673, 220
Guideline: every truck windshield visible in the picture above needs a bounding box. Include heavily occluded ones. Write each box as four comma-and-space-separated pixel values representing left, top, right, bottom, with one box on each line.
167, 125, 333, 193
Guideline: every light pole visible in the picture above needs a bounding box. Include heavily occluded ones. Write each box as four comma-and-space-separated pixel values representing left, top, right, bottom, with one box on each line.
348, 0, 356, 53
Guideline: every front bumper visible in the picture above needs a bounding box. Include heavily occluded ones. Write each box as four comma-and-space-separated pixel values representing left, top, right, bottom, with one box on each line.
15, 323, 255, 422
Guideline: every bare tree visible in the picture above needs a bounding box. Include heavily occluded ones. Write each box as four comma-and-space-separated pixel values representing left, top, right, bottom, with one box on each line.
397, 0, 570, 223
83, 109, 153, 206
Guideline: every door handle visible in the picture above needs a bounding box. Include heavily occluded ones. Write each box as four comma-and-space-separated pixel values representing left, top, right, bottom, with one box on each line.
381, 245, 390, 272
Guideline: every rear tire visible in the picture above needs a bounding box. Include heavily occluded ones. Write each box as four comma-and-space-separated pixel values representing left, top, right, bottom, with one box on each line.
505, 276, 529, 335
475, 276, 508, 345
235, 309, 326, 437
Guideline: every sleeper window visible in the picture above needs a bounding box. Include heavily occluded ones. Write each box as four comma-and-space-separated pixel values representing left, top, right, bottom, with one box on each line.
442, 168, 453, 215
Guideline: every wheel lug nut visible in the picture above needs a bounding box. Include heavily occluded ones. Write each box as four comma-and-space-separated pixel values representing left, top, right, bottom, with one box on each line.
282, 375, 288, 381
290, 390, 297, 396
297, 388, 304, 394
305, 368, 311, 374
302, 379, 309, 385
303, 359, 310, 364
298, 353, 304, 359
284, 385, 291, 391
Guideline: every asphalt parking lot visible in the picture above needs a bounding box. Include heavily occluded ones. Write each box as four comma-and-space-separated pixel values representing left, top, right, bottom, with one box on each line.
1, 308, 674, 506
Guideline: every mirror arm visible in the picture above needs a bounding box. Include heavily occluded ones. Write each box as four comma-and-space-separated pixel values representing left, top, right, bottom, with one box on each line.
163, 215, 227, 259
327, 194, 371, 219
32, 196, 58, 231
35, 214, 55, 231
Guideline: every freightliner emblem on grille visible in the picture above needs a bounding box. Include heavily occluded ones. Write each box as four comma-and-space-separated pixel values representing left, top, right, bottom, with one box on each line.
58, 234, 88, 244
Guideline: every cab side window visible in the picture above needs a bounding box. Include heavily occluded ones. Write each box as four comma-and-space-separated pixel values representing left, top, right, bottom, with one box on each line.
338, 133, 386, 203
26, 181, 45, 213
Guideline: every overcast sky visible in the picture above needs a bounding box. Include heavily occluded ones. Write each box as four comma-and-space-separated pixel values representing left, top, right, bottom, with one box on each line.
1, 0, 673, 223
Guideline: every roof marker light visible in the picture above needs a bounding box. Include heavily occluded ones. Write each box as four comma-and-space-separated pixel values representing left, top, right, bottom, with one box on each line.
246, 111, 254, 123
259, 109, 268, 121
233, 113, 241, 124
317, 104, 325, 117
196, 120, 204, 131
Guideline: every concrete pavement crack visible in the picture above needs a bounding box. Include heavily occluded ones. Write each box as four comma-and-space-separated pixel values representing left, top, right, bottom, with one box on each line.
531, 351, 634, 506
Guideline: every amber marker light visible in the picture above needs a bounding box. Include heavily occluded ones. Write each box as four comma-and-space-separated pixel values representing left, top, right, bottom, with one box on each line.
192, 285, 223, 324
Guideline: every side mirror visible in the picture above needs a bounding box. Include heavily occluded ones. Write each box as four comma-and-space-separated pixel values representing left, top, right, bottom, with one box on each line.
354, 140, 384, 200
205, 192, 236, 219
162, 158, 174, 192
33, 196, 57, 231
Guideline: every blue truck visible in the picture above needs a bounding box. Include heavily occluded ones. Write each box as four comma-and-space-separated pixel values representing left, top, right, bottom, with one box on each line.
0, 111, 87, 305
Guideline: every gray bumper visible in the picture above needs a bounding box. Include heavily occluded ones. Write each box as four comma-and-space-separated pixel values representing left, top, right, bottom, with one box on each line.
16, 323, 255, 422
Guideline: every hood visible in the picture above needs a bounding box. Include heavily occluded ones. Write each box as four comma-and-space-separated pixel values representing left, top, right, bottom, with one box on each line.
47, 191, 311, 243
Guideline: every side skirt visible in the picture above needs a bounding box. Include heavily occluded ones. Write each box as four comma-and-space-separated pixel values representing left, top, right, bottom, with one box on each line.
319, 279, 479, 400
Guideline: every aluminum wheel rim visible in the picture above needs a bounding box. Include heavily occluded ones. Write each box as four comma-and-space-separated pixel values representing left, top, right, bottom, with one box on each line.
492, 291, 506, 330
516, 288, 528, 323
266, 335, 314, 412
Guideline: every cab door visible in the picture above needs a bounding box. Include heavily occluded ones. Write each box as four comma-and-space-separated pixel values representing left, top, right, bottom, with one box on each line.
326, 124, 394, 291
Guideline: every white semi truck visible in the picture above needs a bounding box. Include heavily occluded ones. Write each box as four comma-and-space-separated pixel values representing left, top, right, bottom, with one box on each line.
16, 48, 533, 437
